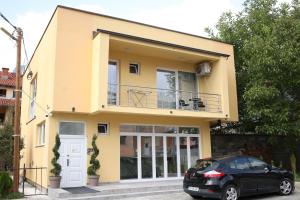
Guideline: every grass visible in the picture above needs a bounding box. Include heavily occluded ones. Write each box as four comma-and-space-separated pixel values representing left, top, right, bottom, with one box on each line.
1, 192, 24, 199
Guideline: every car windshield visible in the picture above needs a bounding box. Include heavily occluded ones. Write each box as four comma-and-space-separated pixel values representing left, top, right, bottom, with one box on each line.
194, 159, 219, 171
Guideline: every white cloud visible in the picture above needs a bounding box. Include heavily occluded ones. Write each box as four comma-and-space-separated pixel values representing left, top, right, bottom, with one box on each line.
128, 0, 240, 37
74, 4, 106, 14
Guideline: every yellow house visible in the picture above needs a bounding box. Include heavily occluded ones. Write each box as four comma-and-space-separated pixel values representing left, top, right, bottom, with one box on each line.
20, 5, 238, 188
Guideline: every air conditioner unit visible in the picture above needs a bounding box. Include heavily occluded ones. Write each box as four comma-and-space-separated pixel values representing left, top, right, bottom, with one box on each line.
196, 62, 212, 76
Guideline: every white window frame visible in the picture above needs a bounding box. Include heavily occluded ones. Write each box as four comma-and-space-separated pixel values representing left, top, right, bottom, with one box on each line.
29, 76, 37, 120
98, 123, 109, 135
37, 121, 45, 145
129, 62, 140, 75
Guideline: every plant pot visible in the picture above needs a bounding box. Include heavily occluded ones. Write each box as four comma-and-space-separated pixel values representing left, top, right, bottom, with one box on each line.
49, 176, 61, 188
88, 175, 100, 186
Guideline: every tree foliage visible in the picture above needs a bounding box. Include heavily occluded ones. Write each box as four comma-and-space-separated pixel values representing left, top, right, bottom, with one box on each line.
207, 0, 300, 140
87, 134, 100, 176
0, 108, 23, 171
50, 134, 61, 176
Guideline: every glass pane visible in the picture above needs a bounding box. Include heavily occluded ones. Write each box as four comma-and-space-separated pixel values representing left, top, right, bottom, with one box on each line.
180, 137, 188, 176
120, 136, 138, 179
108, 61, 118, 105
120, 125, 153, 133
167, 137, 177, 177
155, 137, 164, 178
178, 127, 199, 134
59, 122, 85, 135
178, 72, 197, 110
190, 137, 199, 166
154, 126, 176, 134
141, 136, 152, 178
157, 70, 176, 109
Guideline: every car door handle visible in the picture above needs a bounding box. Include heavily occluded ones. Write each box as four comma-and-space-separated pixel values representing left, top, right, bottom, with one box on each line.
67, 159, 69, 167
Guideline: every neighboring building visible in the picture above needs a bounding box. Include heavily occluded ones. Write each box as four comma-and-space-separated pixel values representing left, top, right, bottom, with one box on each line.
0, 67, 18, 125
20, 5, 238, 188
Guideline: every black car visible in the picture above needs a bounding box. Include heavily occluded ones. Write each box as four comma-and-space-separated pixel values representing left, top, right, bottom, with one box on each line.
183, 155, 294, 200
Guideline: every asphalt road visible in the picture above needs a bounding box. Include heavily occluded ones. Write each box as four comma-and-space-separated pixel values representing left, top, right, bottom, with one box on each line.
122, 189, 300, 200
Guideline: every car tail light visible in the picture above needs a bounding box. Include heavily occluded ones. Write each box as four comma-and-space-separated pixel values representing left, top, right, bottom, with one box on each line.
184, 170, 190, 178
203, 170, 224, 178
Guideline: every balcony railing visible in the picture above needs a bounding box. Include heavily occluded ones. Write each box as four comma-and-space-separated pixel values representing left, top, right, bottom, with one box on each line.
108, 84, 222, 113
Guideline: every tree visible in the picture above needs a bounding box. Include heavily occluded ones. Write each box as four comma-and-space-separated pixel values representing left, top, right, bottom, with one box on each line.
206, 0, 300, 143
50, 134, 61, 176
0, 108, 23, 171
87, 134, 100, 176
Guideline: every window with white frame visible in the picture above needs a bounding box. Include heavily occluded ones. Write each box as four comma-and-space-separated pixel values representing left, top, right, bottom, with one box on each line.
29, 77, 37, 119
37, 122, 45, 145
98, 123, 109, 135
129, 63, 139, 75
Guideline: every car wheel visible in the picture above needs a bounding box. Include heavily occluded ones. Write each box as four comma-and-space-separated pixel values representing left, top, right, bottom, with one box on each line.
279, 178, 293, 195
222, 185, 238, 200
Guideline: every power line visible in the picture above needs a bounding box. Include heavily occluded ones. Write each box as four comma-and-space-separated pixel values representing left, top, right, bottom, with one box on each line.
0, 12, 17, 30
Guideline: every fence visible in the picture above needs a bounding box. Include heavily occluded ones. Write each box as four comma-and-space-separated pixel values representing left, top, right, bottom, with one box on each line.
17, 164, 47, 196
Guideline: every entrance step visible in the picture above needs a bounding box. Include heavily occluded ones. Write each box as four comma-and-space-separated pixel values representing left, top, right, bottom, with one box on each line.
48, 180, 183, 199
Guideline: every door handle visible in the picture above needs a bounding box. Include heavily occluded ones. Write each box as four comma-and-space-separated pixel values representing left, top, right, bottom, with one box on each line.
67, 159, 69, 167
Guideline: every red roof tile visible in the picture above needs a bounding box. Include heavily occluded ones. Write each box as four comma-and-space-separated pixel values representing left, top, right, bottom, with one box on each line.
0, 68, 22, 87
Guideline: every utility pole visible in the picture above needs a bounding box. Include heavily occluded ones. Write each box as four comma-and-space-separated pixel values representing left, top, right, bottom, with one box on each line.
0, 12, 22, 193
12, 27, 22, 193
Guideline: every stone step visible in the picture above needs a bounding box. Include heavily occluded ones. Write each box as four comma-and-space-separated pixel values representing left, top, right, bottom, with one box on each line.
49, 181, 183, 199
65, 189, 183, 200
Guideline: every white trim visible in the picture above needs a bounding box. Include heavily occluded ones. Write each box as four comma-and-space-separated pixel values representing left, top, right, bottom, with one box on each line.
120, 177, 183, 183
119, 124, 201, 181
108, 59, 120, 106
98, 122, 109, 135
187, 136, 191, 169
137, 136, 141, 179
152, 135, 156, 179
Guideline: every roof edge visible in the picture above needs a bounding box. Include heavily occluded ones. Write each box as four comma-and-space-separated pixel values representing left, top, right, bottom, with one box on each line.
57, 5, 232, 46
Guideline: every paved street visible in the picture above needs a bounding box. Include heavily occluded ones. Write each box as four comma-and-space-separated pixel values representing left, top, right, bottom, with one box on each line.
122, 190, 300, 200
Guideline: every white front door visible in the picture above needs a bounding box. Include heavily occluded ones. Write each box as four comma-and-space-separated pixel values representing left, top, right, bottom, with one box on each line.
59, 136, 87, 188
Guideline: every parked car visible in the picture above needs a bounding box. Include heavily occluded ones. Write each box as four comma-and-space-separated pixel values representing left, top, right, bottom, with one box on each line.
183, 155, 294, 200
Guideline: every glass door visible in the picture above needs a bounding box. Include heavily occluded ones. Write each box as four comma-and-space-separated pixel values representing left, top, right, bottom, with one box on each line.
178, 71, 197, 110
155, 136, 165, 178
120, 136, 138, 179
156, 69, 176, 109
108, 61, 119, 105
141, 136, 153, 178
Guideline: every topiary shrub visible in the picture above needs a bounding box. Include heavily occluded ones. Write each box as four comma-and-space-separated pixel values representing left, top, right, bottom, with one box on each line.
87, 135, 100, 176
50, 134, 61, 176
0, 171, 13, 197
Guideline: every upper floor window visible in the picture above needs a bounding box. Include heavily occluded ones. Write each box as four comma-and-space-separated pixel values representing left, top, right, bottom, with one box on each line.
0, 89, 6, 97
29, 77, 37, 119
37, 122, 45, 145
129, 63, 139, 75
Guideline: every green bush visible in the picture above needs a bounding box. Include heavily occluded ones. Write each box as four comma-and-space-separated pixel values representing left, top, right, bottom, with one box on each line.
0, 171, 13, 197
50, 134, 61, 176
87, 135, 100, 176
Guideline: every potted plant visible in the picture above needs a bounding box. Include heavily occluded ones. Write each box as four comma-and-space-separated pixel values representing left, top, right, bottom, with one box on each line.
87, 134, 100, 186
49, 134, 62, 188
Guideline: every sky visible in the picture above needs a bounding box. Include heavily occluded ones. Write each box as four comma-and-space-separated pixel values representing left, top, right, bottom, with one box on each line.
0, 0, 291, 70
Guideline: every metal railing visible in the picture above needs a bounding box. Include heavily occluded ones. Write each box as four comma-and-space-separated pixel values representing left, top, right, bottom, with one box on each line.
108, 84, 222, 113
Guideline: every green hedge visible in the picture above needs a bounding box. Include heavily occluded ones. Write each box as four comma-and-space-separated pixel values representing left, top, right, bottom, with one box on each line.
0, 171, 12, 197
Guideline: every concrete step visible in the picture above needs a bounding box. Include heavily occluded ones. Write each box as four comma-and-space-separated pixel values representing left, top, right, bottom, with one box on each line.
65, 189, 183, 200
48, 180, 183, 199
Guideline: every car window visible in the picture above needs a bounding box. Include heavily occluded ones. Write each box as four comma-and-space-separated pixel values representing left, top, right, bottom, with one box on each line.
248, 157, 267, 170
194, 159, 219, 171
227, 158, 251, 170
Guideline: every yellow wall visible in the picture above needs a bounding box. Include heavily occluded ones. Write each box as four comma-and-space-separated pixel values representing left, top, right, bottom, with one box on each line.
47, 112, 211, 183
50, 6, 238, 121
20, 5, 238, 187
